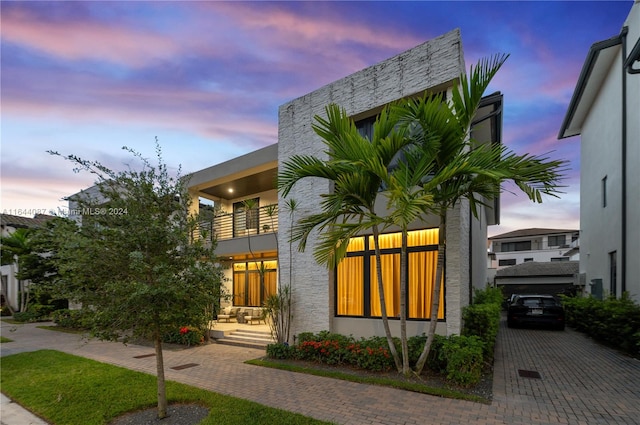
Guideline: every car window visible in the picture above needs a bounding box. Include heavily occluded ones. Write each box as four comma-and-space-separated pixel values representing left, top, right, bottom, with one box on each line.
522, 299, 541, 307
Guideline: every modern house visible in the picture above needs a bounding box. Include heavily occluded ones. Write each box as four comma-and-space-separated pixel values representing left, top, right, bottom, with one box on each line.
0, 213, 55, 312
558, 1, 639, 301
488, 228, 579, 270
188, 29, 504, 340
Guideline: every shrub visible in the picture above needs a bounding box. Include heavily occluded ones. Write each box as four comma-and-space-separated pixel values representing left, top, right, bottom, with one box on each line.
462, 303, 500, 361
266, 342, 294, 359
407, 334, 446, 372
563, 293, 640, 357
346, 337, 394, 372
441, 335, 484, 387
290, 332, 395, 372
462, 286, 502, 362
297, 339, 350, 365
52, 309, 90, 329
12, 311, 39, 322
163, 326, 206, 346
472, 286, 504, 306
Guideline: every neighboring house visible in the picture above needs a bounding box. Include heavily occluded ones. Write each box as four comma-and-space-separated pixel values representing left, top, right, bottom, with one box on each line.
188, 29, 504, 339
0, 213, 55, 311
494, 261, 580, 301
488, 228, 579, 270
559, 1, 639, 301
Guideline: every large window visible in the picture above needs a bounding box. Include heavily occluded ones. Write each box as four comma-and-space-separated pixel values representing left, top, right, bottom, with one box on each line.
500, 241, 531, 252
548, 235, 566, 247
336, 229, 444, 320
233, 260, 277, 307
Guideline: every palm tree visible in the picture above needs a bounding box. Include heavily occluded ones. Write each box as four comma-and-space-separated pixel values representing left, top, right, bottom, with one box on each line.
371, 144, 436, 375
278, 104, 413, 372
393, 54, 569, 373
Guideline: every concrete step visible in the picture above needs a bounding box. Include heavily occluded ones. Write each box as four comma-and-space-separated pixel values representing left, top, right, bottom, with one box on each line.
213, 329, 274, 350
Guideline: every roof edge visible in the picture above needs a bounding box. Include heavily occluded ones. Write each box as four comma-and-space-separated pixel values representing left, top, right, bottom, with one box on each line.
558, 35, 622, 140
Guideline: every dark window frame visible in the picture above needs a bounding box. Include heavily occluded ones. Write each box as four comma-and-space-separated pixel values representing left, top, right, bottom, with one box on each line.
548, 235, 566, 247
334, 232, 441, 320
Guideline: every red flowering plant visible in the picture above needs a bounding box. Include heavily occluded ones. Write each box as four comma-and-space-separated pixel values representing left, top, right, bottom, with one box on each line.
291, 331, 394, 371
163, 326, 206, 346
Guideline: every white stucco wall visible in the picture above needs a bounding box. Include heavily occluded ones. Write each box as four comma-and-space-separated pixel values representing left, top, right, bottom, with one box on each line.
581, 56, 623, 296
624, 2, 640, 302
277, 29, 471, 339
580, 2, 639, 301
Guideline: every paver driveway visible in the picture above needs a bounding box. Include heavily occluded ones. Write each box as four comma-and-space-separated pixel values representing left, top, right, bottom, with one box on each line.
1, 317, 639, 424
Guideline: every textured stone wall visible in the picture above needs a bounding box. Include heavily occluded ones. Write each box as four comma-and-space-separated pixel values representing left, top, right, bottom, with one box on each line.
277, 29, 466, 338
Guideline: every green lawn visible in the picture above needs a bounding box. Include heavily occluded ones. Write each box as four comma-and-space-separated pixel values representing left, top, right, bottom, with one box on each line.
0, 336, 13, 343
1, 350, 333, 425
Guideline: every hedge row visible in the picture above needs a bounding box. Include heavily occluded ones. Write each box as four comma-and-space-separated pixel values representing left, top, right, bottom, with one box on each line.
462, 286, 502, 362
562, 294, 640, 357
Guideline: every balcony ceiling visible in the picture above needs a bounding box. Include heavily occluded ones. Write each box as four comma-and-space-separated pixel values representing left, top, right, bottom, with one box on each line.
200, 168, 277, 200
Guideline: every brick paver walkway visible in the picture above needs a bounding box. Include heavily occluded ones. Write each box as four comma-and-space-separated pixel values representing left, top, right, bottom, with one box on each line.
2, 318, 639, 424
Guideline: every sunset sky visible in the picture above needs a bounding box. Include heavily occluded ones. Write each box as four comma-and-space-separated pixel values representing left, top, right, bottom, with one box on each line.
1, 1, 633, 236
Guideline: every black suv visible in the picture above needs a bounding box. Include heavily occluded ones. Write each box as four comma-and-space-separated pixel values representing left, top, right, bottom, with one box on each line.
507, 294, 565, 330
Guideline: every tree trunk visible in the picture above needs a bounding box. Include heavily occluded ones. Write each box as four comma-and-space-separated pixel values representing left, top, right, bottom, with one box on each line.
154, 334, 168, 419
399, 229, 410, 376
414, 209, 446, 374
372, 224, 402, 372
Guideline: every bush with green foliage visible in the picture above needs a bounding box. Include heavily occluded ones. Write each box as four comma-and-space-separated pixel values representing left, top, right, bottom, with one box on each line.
52, 309, 90, 329
12, 311, 39, 322
562, 293, 640, 356
268, 330, 484, 383
345, 337, 394, 372
462, 287, 502, 361
408, 334, 447, 372
266, 342, 295, 359
163, 326, 206, 346
440, 335, 484, 387
471, 286, 504, 306
462, 303, 500, 360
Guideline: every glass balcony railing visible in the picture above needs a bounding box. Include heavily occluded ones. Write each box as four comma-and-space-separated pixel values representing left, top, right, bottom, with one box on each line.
194, 204, 278, 244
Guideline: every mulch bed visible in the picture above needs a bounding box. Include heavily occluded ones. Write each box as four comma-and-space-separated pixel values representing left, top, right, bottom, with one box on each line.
109, 404, 209, 425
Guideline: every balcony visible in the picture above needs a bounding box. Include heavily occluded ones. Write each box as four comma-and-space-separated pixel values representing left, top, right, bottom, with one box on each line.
194, 204, 278, 244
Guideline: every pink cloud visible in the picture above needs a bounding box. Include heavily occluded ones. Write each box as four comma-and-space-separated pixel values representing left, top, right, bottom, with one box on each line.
211, 2, 421, 52
1, 7, 180, 67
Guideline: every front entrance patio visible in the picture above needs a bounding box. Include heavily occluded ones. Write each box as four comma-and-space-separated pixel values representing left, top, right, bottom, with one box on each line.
208, 320, 273, 349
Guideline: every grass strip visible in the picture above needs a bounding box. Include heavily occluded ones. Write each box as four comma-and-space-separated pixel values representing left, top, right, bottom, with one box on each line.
246, 358, 489, 404
0, 336, 13, 343
1, 350, 333, 425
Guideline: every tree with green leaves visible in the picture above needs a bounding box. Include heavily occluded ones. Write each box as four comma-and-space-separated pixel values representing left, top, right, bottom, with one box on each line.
49, 144, 224, 419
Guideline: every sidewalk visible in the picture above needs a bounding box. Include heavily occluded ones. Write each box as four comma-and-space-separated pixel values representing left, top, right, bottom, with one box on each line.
2, 318, 640, 424
0, 393, 48, 425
